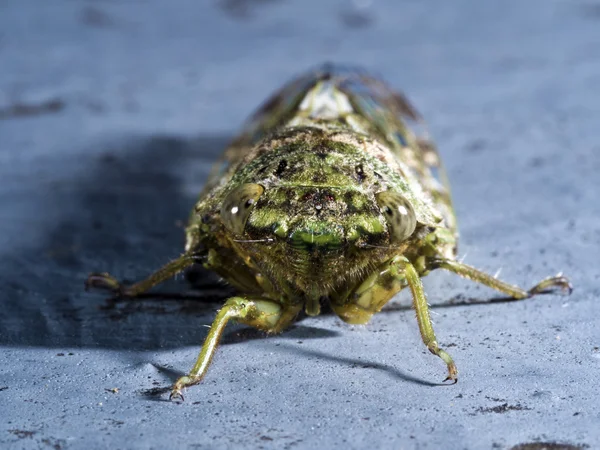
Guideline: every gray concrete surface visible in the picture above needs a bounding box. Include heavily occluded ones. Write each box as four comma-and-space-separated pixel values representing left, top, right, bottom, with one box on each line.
0, 1, 599, 449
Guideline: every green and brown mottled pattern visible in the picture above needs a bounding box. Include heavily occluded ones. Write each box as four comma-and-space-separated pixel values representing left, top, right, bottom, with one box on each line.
86, 64, 571, 399
202, 66, 456, 233
187, 123, 447, 301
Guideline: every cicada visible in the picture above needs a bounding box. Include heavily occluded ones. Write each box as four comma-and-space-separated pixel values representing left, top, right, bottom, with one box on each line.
86, 64, 572, 400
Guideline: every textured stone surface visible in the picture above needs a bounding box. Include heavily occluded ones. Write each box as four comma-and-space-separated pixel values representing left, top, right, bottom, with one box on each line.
1, 1, 598, 449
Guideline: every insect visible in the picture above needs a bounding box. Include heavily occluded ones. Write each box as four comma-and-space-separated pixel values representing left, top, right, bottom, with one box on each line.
86, 64, 572, 401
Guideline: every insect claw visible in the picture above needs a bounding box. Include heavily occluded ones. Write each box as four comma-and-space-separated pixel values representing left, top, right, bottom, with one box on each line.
169, 390, 184, 402
561, 281, 574, 296
443, 375, 458, 384
527, 275, 573, 297
84, 272, 122, 294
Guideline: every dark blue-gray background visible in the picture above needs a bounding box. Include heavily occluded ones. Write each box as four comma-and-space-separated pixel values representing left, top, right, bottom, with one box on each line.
0, 1, 598, 449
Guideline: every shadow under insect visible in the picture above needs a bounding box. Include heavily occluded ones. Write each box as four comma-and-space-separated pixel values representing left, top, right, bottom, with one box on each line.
0, 134, 242, 351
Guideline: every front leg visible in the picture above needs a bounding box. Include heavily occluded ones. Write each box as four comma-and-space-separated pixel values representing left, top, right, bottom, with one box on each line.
170, 297, 300, 401
85, 253, 199, 298
331, 255, 458, 383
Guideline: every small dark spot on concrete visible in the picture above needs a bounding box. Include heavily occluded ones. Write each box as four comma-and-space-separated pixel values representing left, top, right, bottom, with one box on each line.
529, 156, 545, 168
41, 437, 66, 450
510, 442, 588, 450
8, 429, 36, 439
475, 402, 531, 414
260, 435, 274, 441
532, 391, 549, 400
217, 0, 280, 20
56, 353, 65, 356
466, 138, 486, 153
0, 386, 8, 392
339, 8, 374, 29
80, 6, 114, 28
105, 418, 124, 427
0, 99, 65, 120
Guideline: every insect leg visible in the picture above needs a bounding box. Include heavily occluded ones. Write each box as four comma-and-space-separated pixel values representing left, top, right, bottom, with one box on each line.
170, 297, 299, 401
85, 253, 198, 298
428, 258, 572, 299
331, 256, 457, 383
403, 260, 458, 383
331, 255, 407, 325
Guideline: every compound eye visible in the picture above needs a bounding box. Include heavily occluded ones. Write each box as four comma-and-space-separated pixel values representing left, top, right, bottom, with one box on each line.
220, 183, 264, 235
375, 191, 417, 243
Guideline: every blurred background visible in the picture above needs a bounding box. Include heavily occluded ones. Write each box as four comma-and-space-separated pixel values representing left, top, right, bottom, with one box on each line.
0, 1, 598, 449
